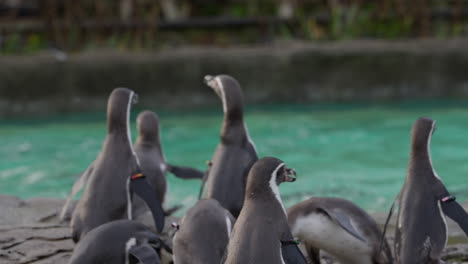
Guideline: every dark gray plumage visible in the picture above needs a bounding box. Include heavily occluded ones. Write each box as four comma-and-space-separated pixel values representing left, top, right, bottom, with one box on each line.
70, 87, 138, 242
173, 199, 234, 264
69, 219, 162, 264
224, 157, 299, 264
202, 74, 258, 218
134, 111, 167, 205
394, 117, 452, 263
134, 110, 205, 208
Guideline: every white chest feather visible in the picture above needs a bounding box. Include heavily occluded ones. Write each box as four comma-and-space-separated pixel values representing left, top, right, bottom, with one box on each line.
292, 213, 373, 264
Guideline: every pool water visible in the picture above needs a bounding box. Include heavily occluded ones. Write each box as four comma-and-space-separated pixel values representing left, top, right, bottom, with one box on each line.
1, 101, 467, 215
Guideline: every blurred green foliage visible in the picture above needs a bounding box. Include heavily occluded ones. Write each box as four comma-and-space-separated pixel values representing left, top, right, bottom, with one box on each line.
0, 0, 467, 54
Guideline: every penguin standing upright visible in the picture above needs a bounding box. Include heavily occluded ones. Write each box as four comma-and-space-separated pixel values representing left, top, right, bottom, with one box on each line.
62, 109, 204, 223
173, 199, 234, 264
202, 75, 258, 218
70, 88, 140, 242
392, 117, 468, 263
224, 157, 306, 264
134, 110, 204, 208
134, 111, 168, 205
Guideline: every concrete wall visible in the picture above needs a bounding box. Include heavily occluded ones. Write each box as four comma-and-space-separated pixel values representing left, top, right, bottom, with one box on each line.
1, 38, 468, 117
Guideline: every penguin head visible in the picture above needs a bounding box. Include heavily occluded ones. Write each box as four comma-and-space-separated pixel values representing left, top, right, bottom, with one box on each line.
136, 110, 160, 143
204, 74, 244, 118
107, 87, 138, 133
410, 117, 436, 155
246, 157, 297, 197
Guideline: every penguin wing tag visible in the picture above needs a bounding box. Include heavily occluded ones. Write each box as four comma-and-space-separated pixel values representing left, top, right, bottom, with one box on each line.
130, 175, 165, 232
320, 208, 367, 243
441, 199, 468, 236
167, 164, 205, 179
281, 241, 307, 264
128, 243, 161, 264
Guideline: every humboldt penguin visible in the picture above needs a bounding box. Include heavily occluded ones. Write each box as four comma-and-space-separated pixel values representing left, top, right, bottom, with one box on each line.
287, 197, 393, 264
391, 117, 468, 263
69, 219, 166, 264
202, 74, 258, 218
70, 87, 141, 242
61, 110, 203, 223
173, 199, 234, 264
134, 110, 205, 206
224, 157, 306, 264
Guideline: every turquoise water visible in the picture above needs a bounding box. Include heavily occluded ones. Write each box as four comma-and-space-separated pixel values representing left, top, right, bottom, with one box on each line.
1, 101, 468, 214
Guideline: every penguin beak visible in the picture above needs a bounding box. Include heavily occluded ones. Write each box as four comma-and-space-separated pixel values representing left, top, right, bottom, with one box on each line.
284, 167, 297, 182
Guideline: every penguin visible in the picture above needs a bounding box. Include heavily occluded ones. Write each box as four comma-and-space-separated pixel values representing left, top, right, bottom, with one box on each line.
287, 197, 393, 264
69, 87, 145, 242
224, 157, 307, 264
69, 219, 166, 264
134, 110, 205, 206
60, 110, 204, 223
202, 74, 258, 218
389, 117, 468, 263
173, 199, 234, 264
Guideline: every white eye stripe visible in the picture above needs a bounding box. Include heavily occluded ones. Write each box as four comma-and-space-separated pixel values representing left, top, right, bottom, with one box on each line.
270, 163, 286, 214
126, 91, 139, 221
427, 121, 441, 181
126, 91, 139, 163
215, 77, 228, 114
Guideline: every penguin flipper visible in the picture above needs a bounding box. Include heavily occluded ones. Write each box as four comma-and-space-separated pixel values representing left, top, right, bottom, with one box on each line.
167, 164, 205, 179
441, 200, 468, 236
131, 177, 165, 232
60, 163, 94, 221
128, 243, 161, 264
198, 161, 212, 199
281, 241, 307, 264
319, 208, 367, 243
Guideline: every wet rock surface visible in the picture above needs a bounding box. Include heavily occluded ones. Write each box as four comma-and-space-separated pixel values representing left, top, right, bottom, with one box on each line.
0, 195, 467, 263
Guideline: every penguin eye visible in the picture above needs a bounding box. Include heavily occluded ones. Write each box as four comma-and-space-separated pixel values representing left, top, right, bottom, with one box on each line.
276, 167, 284, 181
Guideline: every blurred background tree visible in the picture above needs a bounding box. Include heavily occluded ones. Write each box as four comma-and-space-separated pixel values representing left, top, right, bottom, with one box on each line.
0, 0, 467, 53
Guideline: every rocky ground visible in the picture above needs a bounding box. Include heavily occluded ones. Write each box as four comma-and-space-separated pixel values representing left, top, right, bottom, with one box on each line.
0, 194, 467, 264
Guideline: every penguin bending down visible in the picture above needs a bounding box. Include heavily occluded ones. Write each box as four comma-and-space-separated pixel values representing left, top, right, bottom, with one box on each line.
202, 75, 258, 218
69, 219, 167, 264
69, 88, 165, 242
287, 197, 393, 264
388, 117, 468, 263
173, 199, 234, 264
224, 157, 306, 264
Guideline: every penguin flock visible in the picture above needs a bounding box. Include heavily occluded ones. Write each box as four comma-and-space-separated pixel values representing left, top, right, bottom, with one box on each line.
59, 74, 468, 264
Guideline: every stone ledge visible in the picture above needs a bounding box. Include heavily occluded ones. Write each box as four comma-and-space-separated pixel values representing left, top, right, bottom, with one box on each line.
1, 39, 468, 118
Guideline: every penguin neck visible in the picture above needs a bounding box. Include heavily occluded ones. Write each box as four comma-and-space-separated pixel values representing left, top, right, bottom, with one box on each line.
135, 134, 164, 157
106, 96, 139, 167
409, 132, 441, 182
221, 110, 247, 144
107, 105, 131, 140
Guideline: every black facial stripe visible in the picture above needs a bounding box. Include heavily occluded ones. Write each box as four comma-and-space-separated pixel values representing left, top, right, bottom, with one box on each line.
276, 166, 284, 184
